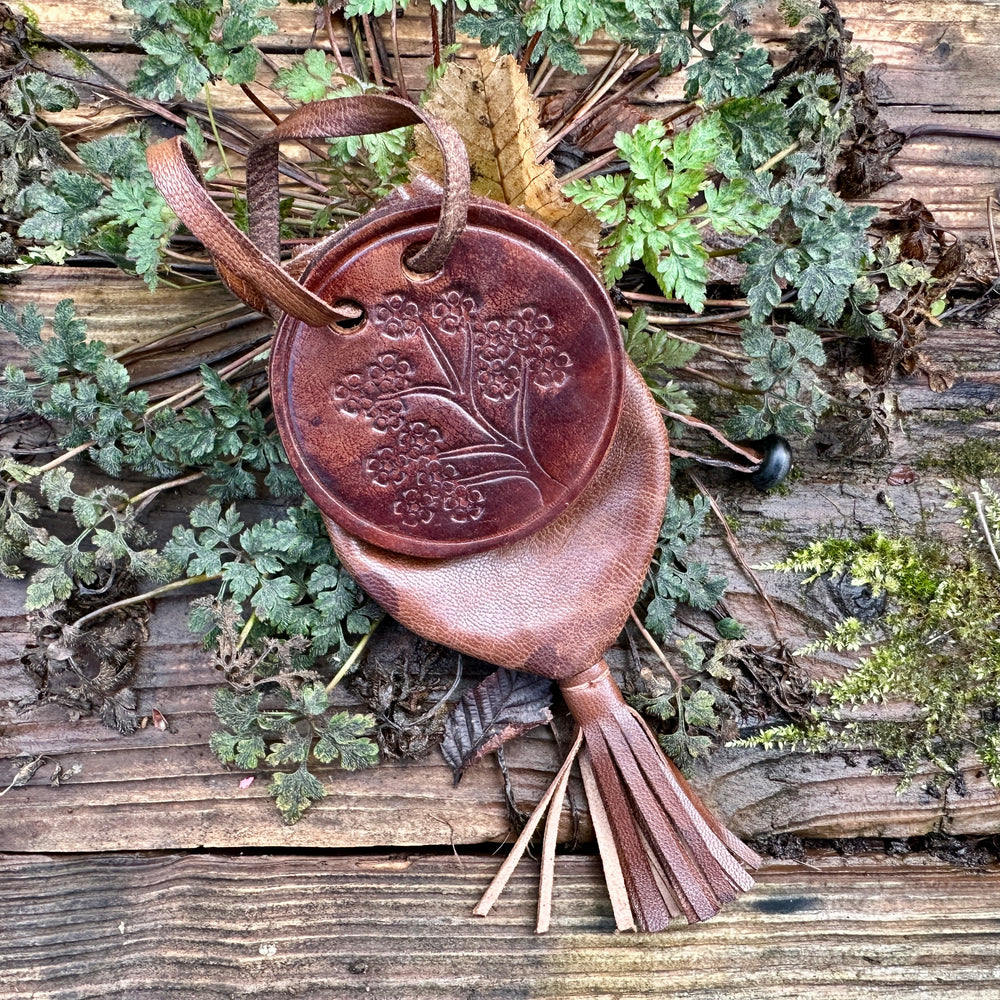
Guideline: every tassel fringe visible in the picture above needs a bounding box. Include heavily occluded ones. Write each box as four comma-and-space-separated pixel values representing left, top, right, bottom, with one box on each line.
474, 660, 760, 933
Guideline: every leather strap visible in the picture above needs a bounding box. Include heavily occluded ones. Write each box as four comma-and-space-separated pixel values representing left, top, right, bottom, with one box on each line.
146, 95, 470, 326
246, 95, 469, 276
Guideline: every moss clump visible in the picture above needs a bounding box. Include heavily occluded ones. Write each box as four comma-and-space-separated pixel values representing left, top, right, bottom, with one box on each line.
917, 438, 1000, 480
740, 479, 1000, 787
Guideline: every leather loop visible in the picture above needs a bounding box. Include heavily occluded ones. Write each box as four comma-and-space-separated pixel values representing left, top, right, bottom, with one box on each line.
146, 95, 470, 325
246, 95, 470, 276
146, 137, 356, 325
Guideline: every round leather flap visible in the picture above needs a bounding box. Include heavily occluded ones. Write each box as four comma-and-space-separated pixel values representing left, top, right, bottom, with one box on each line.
270, 195, 624, 558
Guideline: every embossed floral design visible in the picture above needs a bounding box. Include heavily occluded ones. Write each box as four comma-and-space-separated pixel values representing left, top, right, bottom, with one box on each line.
441, 481, 485, 523
506, 306, 553, 351
476, 356, 521, 401
528, 342, 572, 390
334, 287, 575, 532
333, 352, 414, 433
430, 289, 477, 336
397, 421, 443, 461
415, 458, 458, 489
366, 447, 408, 487
374, 294, 422, 339
505, 307, 571, 391
393, 488, 438, 527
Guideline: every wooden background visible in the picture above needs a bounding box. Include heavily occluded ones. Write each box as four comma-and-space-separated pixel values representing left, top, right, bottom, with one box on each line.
2, 1, 1000, 996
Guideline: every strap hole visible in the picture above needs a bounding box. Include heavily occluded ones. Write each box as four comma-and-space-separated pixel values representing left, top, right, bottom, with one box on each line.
331, 299, 366, 334
401, 242, 442, 283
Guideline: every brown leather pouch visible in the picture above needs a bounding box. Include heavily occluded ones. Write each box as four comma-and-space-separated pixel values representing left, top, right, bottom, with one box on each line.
147, 95, 759, 932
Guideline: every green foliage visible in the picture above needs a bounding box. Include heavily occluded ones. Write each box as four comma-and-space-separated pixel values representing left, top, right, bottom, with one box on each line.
621, 309, 698, 412
726, 321, 829, 438
628, 634, 744, 772
738, 155, 879, 327
211, 685, 378, 823
123, 0, 277, 100
16, 126, 192, 288
566, 117, 779, 311
458, 0, 772, 89
273, 57, 411, 190
0, 299, 151, 471
0, 298, 380, 821
167, 499, 379, 661
642, 492, 727, 640
745, 482, 1000, 788
0, 71, 77, 214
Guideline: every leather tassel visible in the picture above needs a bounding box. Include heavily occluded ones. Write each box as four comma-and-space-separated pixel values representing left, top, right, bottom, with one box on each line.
559, 661, 761, 931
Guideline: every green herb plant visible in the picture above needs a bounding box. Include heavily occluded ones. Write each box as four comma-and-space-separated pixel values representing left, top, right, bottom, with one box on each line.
0, 301, 379, 819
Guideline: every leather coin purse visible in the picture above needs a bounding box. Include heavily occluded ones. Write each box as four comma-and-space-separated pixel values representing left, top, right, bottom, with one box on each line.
148, 94, 759, 932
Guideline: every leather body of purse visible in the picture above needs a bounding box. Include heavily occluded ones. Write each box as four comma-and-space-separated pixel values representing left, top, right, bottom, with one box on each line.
147, 94, 760, 933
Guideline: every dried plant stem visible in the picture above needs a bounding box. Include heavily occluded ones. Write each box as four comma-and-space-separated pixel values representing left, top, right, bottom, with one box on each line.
624, 291, 749, 308
756, 140, 800, 174
629, 609, 684, 690
429, 3, 442, 68
520, 32, 543, 73
361, 16, 385, 88
529, 54, 552, 95
34, 441, 95, 474
203, 85, 233, 179
325, 614, 385, 692
558, 147, 620, 184
541, 47, 641, 158
110, 304, 251, 363
974, 491, 1000, 574
687, 470, 782, 636
128, 472, 205, 516
616, 307, 751, 329
71, 574, 219, 631
145, 342, 269, 418
239, 82, 281, 125
389, 5, 408, 97
323, 5, 349, 75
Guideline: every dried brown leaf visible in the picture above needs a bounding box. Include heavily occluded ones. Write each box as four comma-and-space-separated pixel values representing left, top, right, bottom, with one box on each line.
440, 667, 553, 785
412, 49, 601, 268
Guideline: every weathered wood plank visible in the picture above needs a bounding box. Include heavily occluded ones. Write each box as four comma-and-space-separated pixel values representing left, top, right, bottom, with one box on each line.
26, 4, 1000, 241
24, 0, 1000, 113
0, 851, 997, 1000
0, 266, 246, 356
1, 586, 998, 852
3, 0, 1000, 855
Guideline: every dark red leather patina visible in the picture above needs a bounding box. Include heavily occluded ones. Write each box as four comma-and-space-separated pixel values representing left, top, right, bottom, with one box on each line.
271, 196, 624, 557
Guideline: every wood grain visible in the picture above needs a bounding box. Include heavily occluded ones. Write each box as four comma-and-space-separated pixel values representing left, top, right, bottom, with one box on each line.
0, 850, 997, 1000
2, 1, 1000, 854
1, 309, 999, 852
0, 267, 245, 356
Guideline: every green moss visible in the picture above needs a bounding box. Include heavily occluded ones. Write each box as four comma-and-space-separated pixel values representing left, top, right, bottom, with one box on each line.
956, 407, 990, 425
740, 479, 1000, 788
759, 517, 789, 536
917, 438, 1000, 479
